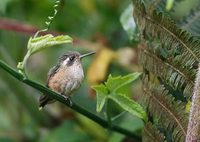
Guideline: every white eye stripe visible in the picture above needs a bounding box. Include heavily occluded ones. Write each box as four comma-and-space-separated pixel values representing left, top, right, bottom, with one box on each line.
63, 57, 70, 65
66, 57, 70, 61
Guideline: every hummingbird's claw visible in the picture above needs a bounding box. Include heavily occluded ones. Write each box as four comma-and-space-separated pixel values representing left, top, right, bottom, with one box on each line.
62, 95, 73, 107
68, 99, 73, 107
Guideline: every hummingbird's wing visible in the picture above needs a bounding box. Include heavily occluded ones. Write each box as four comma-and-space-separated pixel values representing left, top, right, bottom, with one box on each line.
39, 64, 60, 108
46, 64, 60, 87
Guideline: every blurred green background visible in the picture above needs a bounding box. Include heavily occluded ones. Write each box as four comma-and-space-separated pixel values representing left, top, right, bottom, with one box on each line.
0, 0, 198, 142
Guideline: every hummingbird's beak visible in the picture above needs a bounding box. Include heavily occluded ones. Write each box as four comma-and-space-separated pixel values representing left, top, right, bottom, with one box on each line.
80, 51, 96, 59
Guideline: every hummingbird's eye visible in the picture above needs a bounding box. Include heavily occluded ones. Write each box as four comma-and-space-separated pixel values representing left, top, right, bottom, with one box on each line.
69, 56, 75, 61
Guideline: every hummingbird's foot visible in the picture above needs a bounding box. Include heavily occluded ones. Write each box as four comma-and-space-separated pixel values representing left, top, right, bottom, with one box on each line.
68, 98, 73, 107
62, 95, 73, 107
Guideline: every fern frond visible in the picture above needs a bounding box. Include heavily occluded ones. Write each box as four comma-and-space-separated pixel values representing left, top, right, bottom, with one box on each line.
142, 83, 188, 142
143, 122, 166, 142
133, 0, 200, 68
179, 5, 200, 37
140, 49, 195, 98
143, 0, 166, 13
143, 0, 190, 14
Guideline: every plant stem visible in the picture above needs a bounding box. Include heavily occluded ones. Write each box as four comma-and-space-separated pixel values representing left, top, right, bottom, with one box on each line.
0, 60, 141, 142
19, 50, 31, 77
106, 98, 112, 128
111, 111, 126, 121
186, 63, 200, 142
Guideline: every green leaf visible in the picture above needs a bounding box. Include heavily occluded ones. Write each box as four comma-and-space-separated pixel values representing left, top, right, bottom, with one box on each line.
17, 34, 73, 75
92, 73, 146, 121
28, 34, 73, 54
166, 0, 174, 11
109, 94, 147, 122
105, 72, 141, 93
92, 84, 108, 112
0, 0, 12, 14
120, 3, 137, 41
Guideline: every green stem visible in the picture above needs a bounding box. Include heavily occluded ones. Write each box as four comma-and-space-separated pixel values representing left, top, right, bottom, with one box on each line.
111, 111, 126, 121
18, 50, 31, 77
0, 60, 141, 142
106, 98, 112, 128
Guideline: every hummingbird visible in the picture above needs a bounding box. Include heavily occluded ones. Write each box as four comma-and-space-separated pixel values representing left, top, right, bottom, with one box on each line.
39, 51, 96, 109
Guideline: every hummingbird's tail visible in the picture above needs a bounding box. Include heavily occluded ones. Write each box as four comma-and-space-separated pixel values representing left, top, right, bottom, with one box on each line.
39, 95, 54, 110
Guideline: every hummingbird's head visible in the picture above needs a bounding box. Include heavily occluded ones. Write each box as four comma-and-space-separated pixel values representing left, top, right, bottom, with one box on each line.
59, 51, 95, 67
